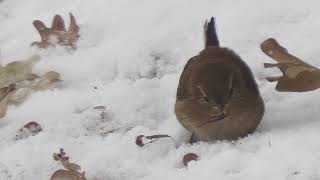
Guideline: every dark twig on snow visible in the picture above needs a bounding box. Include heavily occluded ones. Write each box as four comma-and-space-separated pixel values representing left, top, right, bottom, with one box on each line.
135, 134, 176, 147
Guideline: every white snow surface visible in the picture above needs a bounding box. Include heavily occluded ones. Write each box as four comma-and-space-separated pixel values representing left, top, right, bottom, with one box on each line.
1, 0, 320, 179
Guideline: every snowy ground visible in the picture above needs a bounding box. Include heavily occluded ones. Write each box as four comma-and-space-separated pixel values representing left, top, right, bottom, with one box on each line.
1, 0, 320, 179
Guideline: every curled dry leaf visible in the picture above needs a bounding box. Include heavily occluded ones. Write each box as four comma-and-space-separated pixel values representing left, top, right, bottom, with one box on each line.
31, 13, 80, 49
9, 71, 62, 105
0, 86, 16, 118
0, 55, 41, 88
261, 38, 320, 92
50, 149, 87, 180
0, 71, 62, 118
183, 153, 199, 167
15, 121, 42, 140
33, 71, 62, 90
0, 54, 42, 117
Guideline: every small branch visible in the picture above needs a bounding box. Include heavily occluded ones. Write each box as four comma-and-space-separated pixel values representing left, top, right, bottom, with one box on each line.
135, 134, 176, 147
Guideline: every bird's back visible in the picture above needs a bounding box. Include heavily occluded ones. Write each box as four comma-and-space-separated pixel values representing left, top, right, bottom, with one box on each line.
177, 47, 261, 102
175, 17, 264, 141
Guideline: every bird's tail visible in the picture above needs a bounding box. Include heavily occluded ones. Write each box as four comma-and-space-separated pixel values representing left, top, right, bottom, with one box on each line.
204, 17, 220, 47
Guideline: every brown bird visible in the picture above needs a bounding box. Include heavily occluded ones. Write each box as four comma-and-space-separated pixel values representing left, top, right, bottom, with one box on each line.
175, 17, 265, 142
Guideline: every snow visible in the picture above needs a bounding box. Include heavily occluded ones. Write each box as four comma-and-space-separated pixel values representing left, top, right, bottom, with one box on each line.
1, 0, 320, 179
